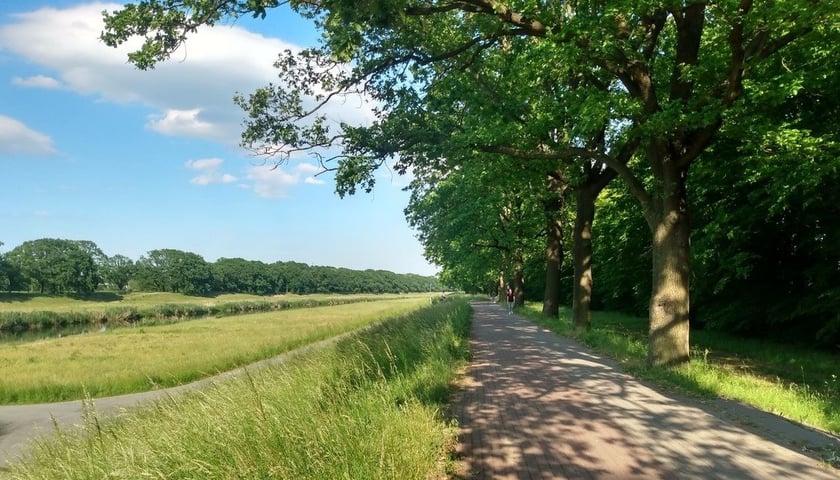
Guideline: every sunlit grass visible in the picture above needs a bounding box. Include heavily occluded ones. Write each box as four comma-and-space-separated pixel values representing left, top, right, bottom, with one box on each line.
521, 303, 840, 437
0, 291, 419, 313
0, 298, 430, 404
4, 300, 472, 479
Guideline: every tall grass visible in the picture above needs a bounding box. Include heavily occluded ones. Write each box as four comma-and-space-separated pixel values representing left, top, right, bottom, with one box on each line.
0, 298, 430, 404
0, 292, 420, 313
0, 292, 242, 313
4, 300, 472, 479
520, 304, 840, 437
0, 293, 424, 340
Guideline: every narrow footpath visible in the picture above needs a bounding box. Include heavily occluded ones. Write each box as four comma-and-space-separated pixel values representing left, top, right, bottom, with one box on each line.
453, 301, 840, 479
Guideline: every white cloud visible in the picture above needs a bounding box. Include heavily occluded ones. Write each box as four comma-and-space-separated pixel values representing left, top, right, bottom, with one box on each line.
185, 157, 237, 185
0, 115, 56, 156
0, 3, 293, 146
242, 161, 326, 197
148, 109, 221, 139
247, 164, 301, 198
191, 172, 238, 186
296, 162, 321, 174
297, 162, 326, 184
12, 75, 63, 89
186, 158, 224, 171
0, 2, 377, 149
185, 158, 321, 192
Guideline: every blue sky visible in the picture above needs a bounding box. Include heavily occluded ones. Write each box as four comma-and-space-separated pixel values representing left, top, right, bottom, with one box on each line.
0, 1, 437, 276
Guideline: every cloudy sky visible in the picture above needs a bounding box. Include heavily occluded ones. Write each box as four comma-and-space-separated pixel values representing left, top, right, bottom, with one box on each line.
0, 1, 437, 276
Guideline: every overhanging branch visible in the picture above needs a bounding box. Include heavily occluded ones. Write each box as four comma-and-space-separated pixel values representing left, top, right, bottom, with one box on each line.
407, 1, 547, 37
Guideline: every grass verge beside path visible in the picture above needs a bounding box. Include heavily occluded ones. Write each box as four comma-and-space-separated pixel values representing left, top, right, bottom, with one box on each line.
3, 300, 472, 479
519, 305, 840, 440
0, 297, 430, 404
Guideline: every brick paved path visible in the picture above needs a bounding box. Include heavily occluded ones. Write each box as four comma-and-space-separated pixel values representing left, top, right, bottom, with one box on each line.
453, 302, 840, 479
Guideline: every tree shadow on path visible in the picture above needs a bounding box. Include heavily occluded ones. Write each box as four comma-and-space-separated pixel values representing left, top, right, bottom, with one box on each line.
452, 302, 840, 480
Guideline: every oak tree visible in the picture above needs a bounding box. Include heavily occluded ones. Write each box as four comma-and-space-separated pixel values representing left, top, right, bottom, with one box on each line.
103, 0, 837, 365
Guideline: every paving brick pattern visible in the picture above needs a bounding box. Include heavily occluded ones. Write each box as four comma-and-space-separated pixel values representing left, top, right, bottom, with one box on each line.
453, 302, 840, 479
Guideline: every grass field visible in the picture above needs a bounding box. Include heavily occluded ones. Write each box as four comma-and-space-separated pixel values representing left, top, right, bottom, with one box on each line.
3, 300, 472, 479
0, 291, 415, 313
0, 296, 432, 404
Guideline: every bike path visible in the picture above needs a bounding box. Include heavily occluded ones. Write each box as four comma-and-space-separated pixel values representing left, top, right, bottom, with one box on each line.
453, 302, 840, 479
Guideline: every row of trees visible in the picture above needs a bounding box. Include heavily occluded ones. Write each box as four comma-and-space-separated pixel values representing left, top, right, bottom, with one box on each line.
0, 239, 439, 296
102, 1, 839, 362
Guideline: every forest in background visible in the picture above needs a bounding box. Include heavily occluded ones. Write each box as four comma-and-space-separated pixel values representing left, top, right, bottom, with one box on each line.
0, 238, 440, 297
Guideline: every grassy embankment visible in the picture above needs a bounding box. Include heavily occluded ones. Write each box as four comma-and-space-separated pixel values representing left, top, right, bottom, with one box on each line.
3, 299, 472, 479
0, 295, 433, 404
520, 304, 840, 439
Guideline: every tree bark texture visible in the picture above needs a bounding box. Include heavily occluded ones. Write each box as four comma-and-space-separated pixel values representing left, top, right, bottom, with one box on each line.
572, 185, 596, 331
542, 174, 566, 317
542, 211, 564, 317
646, 161, 692, 367
514, 264, 525, 307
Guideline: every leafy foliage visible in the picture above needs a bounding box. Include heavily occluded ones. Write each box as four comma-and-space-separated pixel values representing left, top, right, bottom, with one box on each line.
100, 254, 136, 292
405, 157, 549, 296
0, 238, 440, 299
4, 239, 99, 295
134, 248, 214, 295
97, 1, 840, 356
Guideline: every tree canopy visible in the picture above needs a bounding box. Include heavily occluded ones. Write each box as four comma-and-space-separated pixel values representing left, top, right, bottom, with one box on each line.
4, 239, 99, 295
101, 1, 840, 362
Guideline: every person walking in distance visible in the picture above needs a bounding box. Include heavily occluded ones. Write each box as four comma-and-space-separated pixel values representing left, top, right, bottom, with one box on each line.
506, 285, 515, 314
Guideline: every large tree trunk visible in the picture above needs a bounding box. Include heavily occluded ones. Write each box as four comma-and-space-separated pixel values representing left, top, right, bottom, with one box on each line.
572, 185, 596, 331
514, 263, 525, 307
542, 212, 563, 317
646, 163, 692, 367
571, 163, 616, 332
542, 174, 566, 317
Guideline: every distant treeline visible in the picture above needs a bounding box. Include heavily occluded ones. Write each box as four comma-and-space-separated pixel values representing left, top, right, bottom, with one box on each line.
0, 238, 440, 296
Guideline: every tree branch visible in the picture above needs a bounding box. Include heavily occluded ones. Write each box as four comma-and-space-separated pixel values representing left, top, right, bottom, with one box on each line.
405, 1, 547, 37
480, 137, 651, 213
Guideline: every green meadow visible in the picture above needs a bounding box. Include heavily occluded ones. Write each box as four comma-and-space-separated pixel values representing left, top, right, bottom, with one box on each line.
0, 296, 432, 404
0, 292, 414, 313
3, 299, 472, 479
0, 292, 257, 312
0, 292, 429, 345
